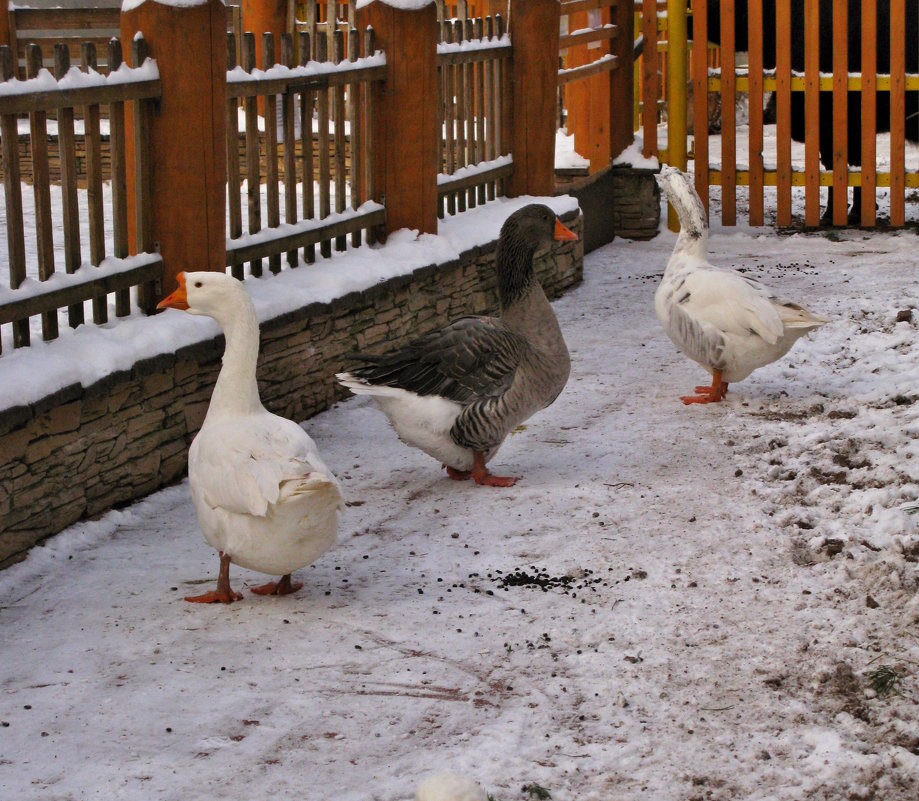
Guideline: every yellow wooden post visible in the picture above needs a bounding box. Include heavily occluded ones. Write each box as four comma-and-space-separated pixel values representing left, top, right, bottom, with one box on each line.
666, 0, 688, 231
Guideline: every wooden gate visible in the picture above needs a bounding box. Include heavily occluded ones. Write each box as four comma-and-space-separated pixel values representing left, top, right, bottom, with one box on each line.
638, 0, 917, 229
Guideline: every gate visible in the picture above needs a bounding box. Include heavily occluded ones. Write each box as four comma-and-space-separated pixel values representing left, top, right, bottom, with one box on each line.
638, 1, 917, 229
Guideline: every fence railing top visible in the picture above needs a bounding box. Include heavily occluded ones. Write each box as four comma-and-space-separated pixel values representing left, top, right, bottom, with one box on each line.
0, 56, 160, 98
226, 50, 385, 83
436, 32, 510, 55
0, 55, 161, 114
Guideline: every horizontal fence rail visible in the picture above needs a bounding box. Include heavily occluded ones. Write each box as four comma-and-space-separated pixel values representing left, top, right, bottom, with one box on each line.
0, 37, 162, 356
224, 26, 386, 278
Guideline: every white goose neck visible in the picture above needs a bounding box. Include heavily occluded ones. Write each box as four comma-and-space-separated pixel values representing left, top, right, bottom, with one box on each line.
207, 293, 263, 418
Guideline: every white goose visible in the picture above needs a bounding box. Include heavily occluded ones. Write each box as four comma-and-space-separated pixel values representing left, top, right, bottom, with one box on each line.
655, 166, 828, 404
157, 272, 343, 603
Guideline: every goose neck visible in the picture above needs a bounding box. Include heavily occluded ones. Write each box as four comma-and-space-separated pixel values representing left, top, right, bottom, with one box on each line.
208, 299, 263, 417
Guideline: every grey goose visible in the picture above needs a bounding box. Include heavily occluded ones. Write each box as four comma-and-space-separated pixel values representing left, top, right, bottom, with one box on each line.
337, 204, 577, 486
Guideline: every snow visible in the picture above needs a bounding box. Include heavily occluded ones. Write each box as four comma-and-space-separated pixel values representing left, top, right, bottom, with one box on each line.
555, 129, 589, 171
3, 185, 919, 799
356, 0, 435, 10
0, 194, 577, 413
0, 59, 159, 98
437, 155, 512, 185
122, 0, 223, 13
613, 136, 659, 170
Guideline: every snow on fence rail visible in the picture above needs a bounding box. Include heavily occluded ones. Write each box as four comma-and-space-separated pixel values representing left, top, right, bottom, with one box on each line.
436, 12, 512, 216
0, 36, 162, 356
225, 26, 386, 278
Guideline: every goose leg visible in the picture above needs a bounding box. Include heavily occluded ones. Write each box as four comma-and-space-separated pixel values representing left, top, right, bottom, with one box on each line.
471, 451, 518, 487
681, 370, 728, 405
250, 573, 303, 596
185, 552, 243, 604
445, 466, 471, 481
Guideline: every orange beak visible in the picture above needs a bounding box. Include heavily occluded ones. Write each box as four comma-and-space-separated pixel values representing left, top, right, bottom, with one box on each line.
554, 218, 578, 242
156, 272, 189, 311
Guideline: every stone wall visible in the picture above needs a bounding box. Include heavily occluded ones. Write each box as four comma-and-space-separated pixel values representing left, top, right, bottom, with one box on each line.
558, 166, 660, 253
0, 211, 583, 567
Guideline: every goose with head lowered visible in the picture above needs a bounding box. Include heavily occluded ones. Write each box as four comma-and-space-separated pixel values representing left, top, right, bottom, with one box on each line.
337, 204, 578, 487
157, 272, 343, 603
655, 166, 828, 404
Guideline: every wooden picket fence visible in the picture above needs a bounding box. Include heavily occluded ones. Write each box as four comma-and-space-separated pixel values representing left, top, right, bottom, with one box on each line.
0, 37, 162, 354
637, 0, 918, 229
436, 11, 512, 216
5, 3, 243, 75
225, 26, 385, 278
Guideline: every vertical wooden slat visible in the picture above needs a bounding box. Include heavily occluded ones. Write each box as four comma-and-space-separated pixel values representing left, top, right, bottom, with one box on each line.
227, 32, 244, 279
108, 38, 130, 317
349, 27, 363, 246
333, 29, 347, 251
803, 0, 820, 228
644, 0, 659, 159
860, 0, 877, 228
306, 0, 318, 58
890, 0, 905, 227
437, 23, 446, 220
453, 18, 467, 212
1, 46, 27, 349
55, 44, 84, 328
775, 0, 792, 227
27, 44, 57, 339
831, 0, 848, 227
444, 22, 456, 215
243, 33, 262, 276
464, 18, 476, 208
299, 31, 316, 263
719, 0, 735, 225
747, 0, 763, 225
131, 36, 155, 314
484, 15, 496, 201
495, 13, 506, 195
474, 16, 486, 205
281, 32, 298, 267
317, 32, 332, 258
263, 33, 281, 274
363, 25, 376, 244
82, 42, 107, 324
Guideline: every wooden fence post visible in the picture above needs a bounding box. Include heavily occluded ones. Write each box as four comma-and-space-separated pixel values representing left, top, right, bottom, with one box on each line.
609, 0, 634, 160
506, 0, 558, 197
121, 0, 227, 294
0, 0, 9, 48
356, 0, 439, 239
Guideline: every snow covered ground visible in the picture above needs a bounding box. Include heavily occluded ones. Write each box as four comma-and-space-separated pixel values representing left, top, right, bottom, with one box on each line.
3, 183, 919, 799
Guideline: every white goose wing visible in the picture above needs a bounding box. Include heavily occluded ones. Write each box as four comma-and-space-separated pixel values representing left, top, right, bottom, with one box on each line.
678, 266, 785, 345
191, 414, 340, 518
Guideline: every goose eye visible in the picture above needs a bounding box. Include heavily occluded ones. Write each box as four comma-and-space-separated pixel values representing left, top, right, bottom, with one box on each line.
194, 281, 203, 288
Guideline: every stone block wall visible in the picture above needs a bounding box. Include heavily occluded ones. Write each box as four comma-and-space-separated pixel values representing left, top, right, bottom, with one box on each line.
0, 211, 583, 567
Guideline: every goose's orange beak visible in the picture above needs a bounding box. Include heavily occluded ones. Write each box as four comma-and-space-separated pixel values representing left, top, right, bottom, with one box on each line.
554, 218, 578, 242
156, 272, 189, 311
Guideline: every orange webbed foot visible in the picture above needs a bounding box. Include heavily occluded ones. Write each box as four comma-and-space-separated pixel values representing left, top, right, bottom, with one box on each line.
470, 451, 518, 487
445, 466, 472, 481
185, 588, 243, 604
473, 472, 519, 487
250, 574, 302, 596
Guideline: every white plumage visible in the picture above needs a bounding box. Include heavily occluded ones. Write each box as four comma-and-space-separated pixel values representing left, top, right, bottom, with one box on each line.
157, 271, 342, 602
655, 166, 828, 404
415, 772, 488, 801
